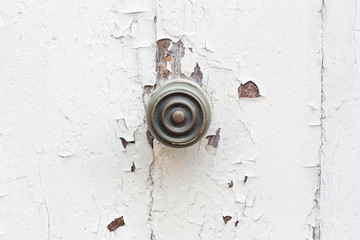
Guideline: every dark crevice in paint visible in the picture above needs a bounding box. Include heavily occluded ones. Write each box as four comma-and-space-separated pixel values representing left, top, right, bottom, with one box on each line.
146, 130, 154, 148
206, 128, 221, 148
228, 180, 234, 188
238, 81, 260, 98
120, 137, 135, 149
107, 216, 125, 232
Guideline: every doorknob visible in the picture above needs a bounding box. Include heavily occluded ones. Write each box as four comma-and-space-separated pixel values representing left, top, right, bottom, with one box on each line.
146, 79, 211, 148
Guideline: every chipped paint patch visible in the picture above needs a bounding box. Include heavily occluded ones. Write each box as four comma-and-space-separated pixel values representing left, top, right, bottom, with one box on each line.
223, 216, 232, 224
120, 137, 135, 149
107, 216, 125, 232
206, 128, 221, 148
190, 63, 203, 86
156, 39, 172, 79
238, 81, 260, 98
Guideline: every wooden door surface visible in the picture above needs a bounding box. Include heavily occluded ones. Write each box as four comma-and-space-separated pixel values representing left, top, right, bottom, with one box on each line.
0, 0, 359, 239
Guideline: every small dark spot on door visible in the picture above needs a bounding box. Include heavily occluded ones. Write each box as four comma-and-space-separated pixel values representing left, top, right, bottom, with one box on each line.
235, 220, 239, 227
131, 162, 136, 172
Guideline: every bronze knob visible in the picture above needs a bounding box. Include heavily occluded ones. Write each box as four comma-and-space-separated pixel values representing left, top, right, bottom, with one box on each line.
146, 79, 211, 148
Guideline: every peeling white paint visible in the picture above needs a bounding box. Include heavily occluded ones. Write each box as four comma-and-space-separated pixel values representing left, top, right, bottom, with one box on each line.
0, 0, 359, 240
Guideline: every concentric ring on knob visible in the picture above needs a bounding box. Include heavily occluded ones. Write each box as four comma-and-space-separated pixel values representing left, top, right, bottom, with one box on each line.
160, 99, 196, 135
146, 79, 211, 148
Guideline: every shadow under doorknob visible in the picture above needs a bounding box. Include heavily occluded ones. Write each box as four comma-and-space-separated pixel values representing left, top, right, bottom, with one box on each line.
146, 79, 211, 148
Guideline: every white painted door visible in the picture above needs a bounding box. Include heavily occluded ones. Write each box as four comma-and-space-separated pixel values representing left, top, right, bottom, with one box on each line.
1, 0, 359, 239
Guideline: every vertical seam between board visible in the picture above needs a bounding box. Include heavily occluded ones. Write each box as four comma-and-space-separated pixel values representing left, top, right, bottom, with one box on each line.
314, 1, 327, 239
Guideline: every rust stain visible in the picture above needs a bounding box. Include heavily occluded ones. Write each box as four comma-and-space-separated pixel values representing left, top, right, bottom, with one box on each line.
156, 39, 171, 78
206, 128, 221, 148
223, 216, 232, 224
228, 180, 233, 188
107, 216, 125, 232
190, 63, 203, 86
120, 137, 135, 149
238, 81, 260, 98
146, 130, 154, 148
131, 162, 135, 172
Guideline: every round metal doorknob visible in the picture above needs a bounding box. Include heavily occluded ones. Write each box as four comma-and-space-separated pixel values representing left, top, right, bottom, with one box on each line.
146, 79, 211, 148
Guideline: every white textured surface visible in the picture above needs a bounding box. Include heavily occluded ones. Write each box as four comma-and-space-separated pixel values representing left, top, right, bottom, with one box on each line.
0, 1, 156, 239
320, 0, 360, 239
0, 0, 359, 240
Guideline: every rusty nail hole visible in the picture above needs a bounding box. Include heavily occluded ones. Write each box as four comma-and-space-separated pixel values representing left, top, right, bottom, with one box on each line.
228, 180, 233, 188
223, 216, 232, 224
206, 128, 221, 148
107, 216, 125, 232
238, 81, 260, 98
120, 137, 135, 149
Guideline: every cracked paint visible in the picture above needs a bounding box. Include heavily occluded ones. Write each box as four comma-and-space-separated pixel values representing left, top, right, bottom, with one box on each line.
1, 0, 358, 240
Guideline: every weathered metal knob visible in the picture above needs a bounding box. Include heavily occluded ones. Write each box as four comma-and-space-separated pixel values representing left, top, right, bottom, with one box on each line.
146, 79, 211, 148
